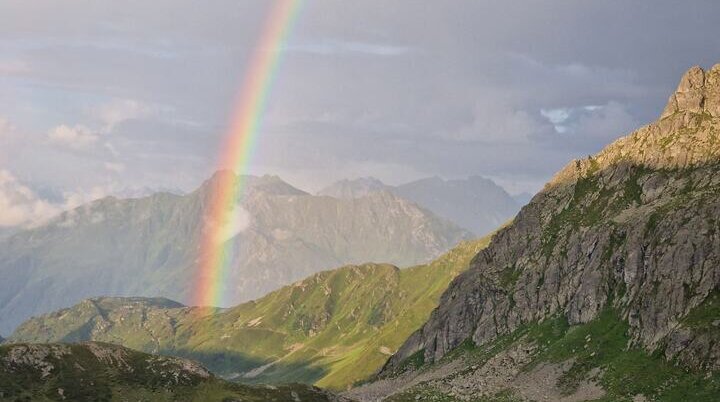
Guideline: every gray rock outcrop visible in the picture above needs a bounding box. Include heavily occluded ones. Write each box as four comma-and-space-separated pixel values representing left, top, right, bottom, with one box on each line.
383, 64, 720, 374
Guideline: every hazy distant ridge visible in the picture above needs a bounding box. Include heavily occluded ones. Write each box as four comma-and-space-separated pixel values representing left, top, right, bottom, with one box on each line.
0, 172, 469, 334
319, 175, 520, 235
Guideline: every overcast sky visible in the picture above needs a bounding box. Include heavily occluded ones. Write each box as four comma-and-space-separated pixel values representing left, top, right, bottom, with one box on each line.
1, 0, 719, 227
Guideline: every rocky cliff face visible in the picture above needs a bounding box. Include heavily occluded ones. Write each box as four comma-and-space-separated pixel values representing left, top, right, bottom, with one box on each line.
383, 64, 720, 375
0, 173, 469, 334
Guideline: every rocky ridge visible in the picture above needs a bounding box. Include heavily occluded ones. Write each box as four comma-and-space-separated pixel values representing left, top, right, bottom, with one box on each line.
358, 65, 720, 400
319, 176, 520, 236
0, 341, 345, 401
0, 172, 470, 334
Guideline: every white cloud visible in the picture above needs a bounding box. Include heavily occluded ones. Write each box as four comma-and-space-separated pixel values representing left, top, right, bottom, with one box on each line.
287, 40, 412, 56
47, 124, 98, 149
0, 118, 14, 144
93, 99, 155, 132
61, 185, 113, 210
0, 1, 717, 196
104, 162, 125, 173
0, 170, 61, 228
219, 204, 252, 242
0, 118, 10, 131
540, 102, 639, 152
447, 99, 549, 144
541, 108, 571, 126
568, 102, 638, 147
0, 170, 114, 229
0, 59, 29, 75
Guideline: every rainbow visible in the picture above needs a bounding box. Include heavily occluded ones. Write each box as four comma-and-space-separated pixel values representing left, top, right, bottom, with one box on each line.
194, 0, 302, 308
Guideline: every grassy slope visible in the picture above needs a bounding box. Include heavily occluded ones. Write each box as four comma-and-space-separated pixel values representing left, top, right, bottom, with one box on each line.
178, 237, 492, 389
0, 342, 335, 402
387, 304, 720, 402
10, 236, 493, 390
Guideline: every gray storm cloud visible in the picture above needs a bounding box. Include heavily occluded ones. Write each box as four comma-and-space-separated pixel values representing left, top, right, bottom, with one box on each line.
0, 0, 719, 218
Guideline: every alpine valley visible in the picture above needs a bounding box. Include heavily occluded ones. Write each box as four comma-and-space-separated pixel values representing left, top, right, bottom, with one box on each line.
4, 65, 720, 401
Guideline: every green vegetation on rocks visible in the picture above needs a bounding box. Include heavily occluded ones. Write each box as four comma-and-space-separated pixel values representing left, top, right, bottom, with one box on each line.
10, 237, 493, 390
347, 64, 720, 401
379, 310, 720, 402
0, 342, 340, 402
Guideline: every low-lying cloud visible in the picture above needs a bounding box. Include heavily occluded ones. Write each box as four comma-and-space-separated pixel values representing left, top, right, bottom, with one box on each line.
0, 170, 62, 228
47, 124, 98, 150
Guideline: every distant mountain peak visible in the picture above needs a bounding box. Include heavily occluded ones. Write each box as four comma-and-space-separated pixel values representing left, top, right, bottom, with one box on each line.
339, 176, 385, 185
206, 168, 236, 183
319, 175, 519, 235
0, 168, 469, 333
244, 174, 309, 196
317, 176, 389, 198
200, 170, 308, 196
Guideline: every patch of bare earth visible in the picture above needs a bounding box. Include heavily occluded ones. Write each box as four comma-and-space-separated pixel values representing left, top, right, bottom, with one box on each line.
514, 363, 605, 402
342, 359, 465, 401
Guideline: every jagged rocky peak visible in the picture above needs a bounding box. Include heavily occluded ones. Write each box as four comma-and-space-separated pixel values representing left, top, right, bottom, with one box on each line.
199, 169, 308, 196
380, 63, 720, 379
549, 64, 720, 189
662, 64, 720, 118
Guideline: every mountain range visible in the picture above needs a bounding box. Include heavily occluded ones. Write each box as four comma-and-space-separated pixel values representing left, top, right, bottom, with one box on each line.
319, 176, 520, 236
7, 236, 492, 390
3, 64, 720, 401
0, 171, 473, 334
346, 64, 720, 401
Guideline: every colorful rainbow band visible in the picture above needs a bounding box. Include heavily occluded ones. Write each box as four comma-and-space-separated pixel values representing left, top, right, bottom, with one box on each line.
194, 0, 302, 308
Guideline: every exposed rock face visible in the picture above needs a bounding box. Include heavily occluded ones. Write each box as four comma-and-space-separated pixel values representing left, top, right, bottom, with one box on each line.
1, 342, 210, 386
662, 64, 720, 118
0, 173, 469, 334
383, 65, 720, 374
